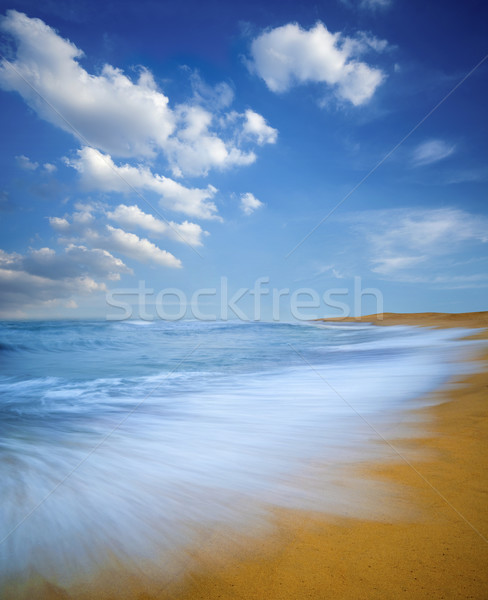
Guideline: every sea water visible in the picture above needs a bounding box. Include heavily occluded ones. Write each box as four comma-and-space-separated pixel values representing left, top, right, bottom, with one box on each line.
0, 320, 477, 589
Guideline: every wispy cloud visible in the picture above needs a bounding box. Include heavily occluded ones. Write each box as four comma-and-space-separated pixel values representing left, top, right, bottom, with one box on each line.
411, 139, 455, 166
340, 0, 393, 9
15, 154, 38, 170
443, 167, 488, 184
43, 162, 57, 173
15, 154, 58, 174
0, 191, 12, 212
345, 207, 488, 284
359, 0, 392, 10
315, 264, 345, 279
371, 255, 426, 275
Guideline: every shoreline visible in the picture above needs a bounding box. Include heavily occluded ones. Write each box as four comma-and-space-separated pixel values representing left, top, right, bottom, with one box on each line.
5, 313, 488, 599
165, 312, 488, 600
315, 310, 488, 329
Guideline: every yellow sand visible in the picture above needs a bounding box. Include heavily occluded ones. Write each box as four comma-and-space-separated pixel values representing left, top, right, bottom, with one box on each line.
317, 310, 488, 329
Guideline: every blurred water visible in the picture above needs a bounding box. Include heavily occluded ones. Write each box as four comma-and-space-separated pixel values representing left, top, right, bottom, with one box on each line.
0, 319, 477, 588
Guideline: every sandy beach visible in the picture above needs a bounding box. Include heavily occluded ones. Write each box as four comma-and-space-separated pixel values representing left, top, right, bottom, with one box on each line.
161, 312, 488, 600
2, 2, 486, 598
5, 313, 488, 600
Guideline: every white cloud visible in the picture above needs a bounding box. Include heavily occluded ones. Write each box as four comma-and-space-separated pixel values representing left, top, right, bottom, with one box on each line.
107, 204, 207, 247
49, 216, 76, 232
357, 207, 487, 252
0, 10, 174, 158
249, 22, 386, 105
242, 109, 278, 145
49, 205, 182, 268
0, 10, 278, 178
67, 147, 219, 220
412, 139, 455, 166
164, 105, 257, 177
103, 226, 181, 268
240, 192, 264, 215
15, 154, 38, 170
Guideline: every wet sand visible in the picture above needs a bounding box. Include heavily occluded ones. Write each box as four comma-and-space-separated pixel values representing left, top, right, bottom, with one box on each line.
164, 312, 488, 600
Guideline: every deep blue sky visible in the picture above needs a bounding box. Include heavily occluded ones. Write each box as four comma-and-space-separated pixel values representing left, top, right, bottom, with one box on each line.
0, 0, 487, 319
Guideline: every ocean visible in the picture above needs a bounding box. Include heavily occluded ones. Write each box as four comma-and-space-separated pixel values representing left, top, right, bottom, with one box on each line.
0, 319, 477, 590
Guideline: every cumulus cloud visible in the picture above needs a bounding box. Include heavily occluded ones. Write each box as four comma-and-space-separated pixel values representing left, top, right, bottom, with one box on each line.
0, 10, 174, 158
67, 147, 219, 220
411, 139, 455, 167
15, 154, 38, 170
242, 109, 278, 145
0, 10, 281, 314
0, 10, 277, 178
347, 208, 488, 281
102, 226, 181, 268
248, 22, 386, 105
164, 105, 257, 177
0, 246, 129, 315
240, 192, 264, 215
107, 204, 207, 247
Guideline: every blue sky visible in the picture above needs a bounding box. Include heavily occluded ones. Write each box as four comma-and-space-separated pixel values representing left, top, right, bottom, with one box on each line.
0, 0, 486, 319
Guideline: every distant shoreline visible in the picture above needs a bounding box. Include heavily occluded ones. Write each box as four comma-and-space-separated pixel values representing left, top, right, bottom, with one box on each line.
315, 310, 488, 329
